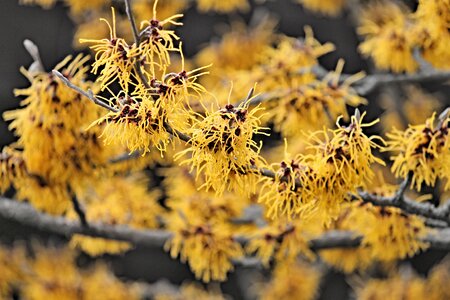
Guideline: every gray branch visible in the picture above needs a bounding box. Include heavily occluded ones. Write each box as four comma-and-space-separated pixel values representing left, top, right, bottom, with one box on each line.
358, 177, 450, 225
0, 198, 449, 253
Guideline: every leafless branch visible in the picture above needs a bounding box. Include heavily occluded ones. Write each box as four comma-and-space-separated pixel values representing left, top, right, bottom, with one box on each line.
358, 177, 450, 225
52, 70, 119, 112
1, 198, 449, 253
124, 0, 152, 90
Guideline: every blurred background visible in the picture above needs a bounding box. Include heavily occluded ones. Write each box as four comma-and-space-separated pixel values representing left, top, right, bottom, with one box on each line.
0, 0, 448, 299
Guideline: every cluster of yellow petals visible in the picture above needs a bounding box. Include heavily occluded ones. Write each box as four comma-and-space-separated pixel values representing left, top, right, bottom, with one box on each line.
196, 0, 248, 13
69, 175, 162, 256
0, 244, 140, 300
162, 167, 251, 282
260, 111, 384, 222
413, 0, 450, 69
358, 1, 418, 73
1, 55, 117, 214
246, 219, 315, 266
387, 110, 450, 191
176, 100, 267, 196
261, 261, 321, 300
155, 283, 227, 300
356, 259, 450, 300
165, 220, 243, 282
320, 196, 428, 273
269, 60, 366, 136
296, 0, 347, 16
358, 0, 450, 73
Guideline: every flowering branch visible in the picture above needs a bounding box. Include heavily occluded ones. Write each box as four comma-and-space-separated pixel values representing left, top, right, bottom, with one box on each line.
1, 198, 450, 252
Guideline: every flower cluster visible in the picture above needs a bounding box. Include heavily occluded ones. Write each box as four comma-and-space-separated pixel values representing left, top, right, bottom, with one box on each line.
0, 244, 140, 299
358, 0, 450, 73
260, 111, 384, 222
177, 100, 267, 195
387, 110, 450, 191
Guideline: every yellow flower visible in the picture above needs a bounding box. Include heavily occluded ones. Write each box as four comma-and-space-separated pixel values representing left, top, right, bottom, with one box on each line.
358, 2, 418, 73
22, 245, 140, 300
196, 0, 249, 13
413, 0, 450, 69
259, 154, 316, 221
80, 8, 138, 92
296, 0, 347, 16
261, 261, 321, 300
386, 111, 450, 191
176, 100, 267, 196
137, 1, 183, 74
69, 175, 162, 256
356, 272, 427, 300
93, 93, 171, 154
165, 221, 243, 282
246, 219, 315, 267
268, 59, 366, 136
155, 283, 227, 300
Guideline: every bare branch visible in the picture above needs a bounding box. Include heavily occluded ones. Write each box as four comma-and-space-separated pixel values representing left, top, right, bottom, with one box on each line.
358, 176, 450, 225
0, 198, 449, 252
124, 0, 152, 90
52, 70, 119, 112
23, 39, 45, 72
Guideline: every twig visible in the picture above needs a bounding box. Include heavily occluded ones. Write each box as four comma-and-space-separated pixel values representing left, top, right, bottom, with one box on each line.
124, 0, 152, 90
0, 198, 449, 252
69, 191, 88, 227
52, 70, 119, 112
23, 39, 45, 72
358, 177, 450, 225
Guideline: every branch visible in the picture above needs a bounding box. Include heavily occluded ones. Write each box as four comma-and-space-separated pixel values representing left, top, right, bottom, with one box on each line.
124, 0, 152, 90
358, 177, 450, 225
1, 198, 450, 252
352, 68, 450, 96
52, 70, 119, 112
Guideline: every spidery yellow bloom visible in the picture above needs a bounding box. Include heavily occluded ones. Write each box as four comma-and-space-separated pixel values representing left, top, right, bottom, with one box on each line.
387, 111, 450, 191
165, 220, 243, 282
22, 245, 140, 300
261, 261, 321, 300
137, 0, 183, 75
246, 219, 315, 266
269, 59, 366, 135
93, 93, 172, 154
356, 271, 427, 300
196, 0, 248, 13
176, 100, 267, 196
358, 1, 418, 73
155, 282, 227, 300
81, 8, 139, 92
259, 152, 315, 221
413, 0, 450, 69
70, 175, 162, 256
309, 112, 384, 200
2, 55, 115, 214
296, 0, 347, 16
